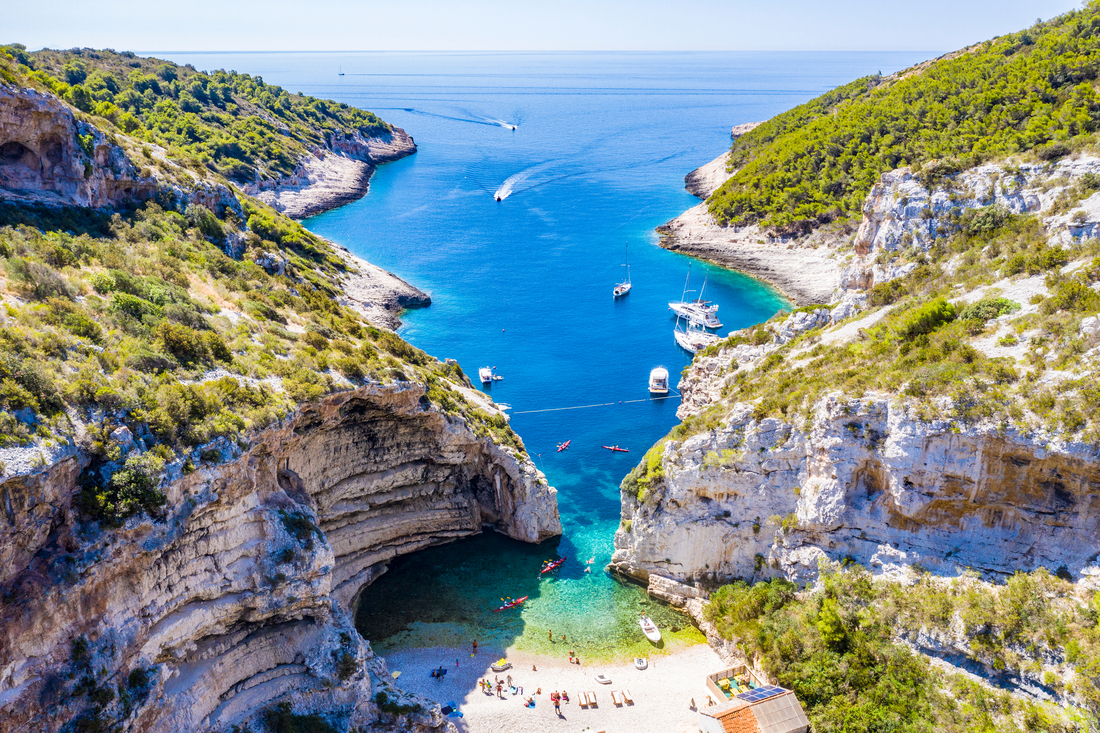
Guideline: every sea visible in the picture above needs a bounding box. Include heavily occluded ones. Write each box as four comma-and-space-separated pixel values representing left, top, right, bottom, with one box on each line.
164, 50, 930, 660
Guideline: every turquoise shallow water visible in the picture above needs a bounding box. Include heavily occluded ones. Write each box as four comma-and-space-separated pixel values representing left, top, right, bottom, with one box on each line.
167, 50, 930, 659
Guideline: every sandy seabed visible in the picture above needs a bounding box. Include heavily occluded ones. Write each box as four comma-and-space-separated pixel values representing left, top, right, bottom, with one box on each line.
384, 642, 728, 733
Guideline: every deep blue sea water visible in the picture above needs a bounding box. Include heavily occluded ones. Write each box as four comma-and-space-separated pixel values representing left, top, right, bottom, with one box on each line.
167, 50, 930, 658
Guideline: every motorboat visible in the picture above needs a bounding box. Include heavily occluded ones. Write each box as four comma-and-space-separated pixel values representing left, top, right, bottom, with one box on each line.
479, 366, 494, 384
613, 242, 632, 298
634, 657, 648, 670
639, 615, 661, 642
602, 445, 629, 452
648, 367, 669, 395
674, 317, 720, 354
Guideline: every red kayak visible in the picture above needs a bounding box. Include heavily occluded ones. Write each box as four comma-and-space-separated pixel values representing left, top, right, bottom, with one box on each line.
602, 445, 630, 452
495, 595, 528, 612
540, 557, 566, 575
557, 440, 571, 452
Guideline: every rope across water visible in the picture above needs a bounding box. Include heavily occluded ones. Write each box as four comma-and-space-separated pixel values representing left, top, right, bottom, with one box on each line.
511, 391, 681, 415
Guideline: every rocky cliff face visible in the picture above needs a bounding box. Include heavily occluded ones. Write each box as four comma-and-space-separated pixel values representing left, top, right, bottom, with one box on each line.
0, 83, 156, 208
615, 154, 1100, 591
245, 128, 417, 219
0, 383, 559, 733
611, 395, 1100, 587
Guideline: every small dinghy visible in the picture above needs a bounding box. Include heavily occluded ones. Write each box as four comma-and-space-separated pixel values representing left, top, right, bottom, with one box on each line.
495, 596, 528, 612
540, 557, 566, 575
634, 657, 648, 670
639, 614, 661, 642
491, 658, 512, 672
595, 674, 613, 685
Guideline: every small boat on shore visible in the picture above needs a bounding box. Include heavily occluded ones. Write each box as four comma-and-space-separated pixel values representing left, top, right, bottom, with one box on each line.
495, 596, 528, 612
634, 657, 648, 670
557, 439, 571, 452
540, 557, 566, 575
648, 367, 669, 395
602, 445, 629, 452
639, 614, 661, 642
491, 658, 513, 672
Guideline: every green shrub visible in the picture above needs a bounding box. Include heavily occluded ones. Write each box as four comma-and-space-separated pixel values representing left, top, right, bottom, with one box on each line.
262, 702, 336, 733
895, 297, 957, 339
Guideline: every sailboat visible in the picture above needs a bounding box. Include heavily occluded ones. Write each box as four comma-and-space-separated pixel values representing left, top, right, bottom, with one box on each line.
674, 315, 720, 354
613, 242, 632, 298
669, 265, 721, 328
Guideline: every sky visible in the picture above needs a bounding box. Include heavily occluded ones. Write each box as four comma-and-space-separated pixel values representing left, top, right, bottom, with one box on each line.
6, 0, 1086, 52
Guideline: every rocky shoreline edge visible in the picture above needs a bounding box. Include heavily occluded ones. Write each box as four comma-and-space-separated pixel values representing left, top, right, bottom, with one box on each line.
657, 147, 843, 306
245, 127, 418, 220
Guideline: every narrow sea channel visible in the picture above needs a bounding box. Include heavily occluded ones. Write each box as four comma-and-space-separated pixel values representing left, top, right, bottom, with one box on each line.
166, 50, 929, 659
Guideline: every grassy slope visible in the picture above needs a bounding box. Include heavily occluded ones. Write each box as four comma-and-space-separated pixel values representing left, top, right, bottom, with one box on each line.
0, 50, 519, 526
1, 44, 389, 183
708, 3, 1100, 234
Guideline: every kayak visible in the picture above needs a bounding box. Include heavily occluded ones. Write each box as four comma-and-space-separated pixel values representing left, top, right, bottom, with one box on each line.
541, 556, 567, 572
557, 440, 571, 452
495, 595, 528, 612
602, 445, 630, 452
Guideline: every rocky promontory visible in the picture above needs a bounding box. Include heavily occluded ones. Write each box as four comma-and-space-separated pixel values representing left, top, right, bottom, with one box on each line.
245, 128, 417, 220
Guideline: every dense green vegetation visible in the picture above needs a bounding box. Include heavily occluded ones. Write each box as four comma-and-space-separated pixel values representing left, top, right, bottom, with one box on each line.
694, 206, 1100, 441
0, 45, 389, 183
706, 566, 1098, 732
710, 3, 1100, 234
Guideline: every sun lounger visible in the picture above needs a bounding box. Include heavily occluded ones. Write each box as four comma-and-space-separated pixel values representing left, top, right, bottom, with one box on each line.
622, 689, 634, 705
587, 691, 598, 708
579, 693, 589, 709
611, 691, 622, 706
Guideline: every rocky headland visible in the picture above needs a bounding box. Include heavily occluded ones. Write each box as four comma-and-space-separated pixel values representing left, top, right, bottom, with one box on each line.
244, 128, 417, 220
0, 53, 557, 733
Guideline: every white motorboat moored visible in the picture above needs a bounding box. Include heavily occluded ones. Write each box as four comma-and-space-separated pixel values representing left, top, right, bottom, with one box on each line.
648, 367, 669, 395
479, 367, 494, 384
639, 614, 661, 643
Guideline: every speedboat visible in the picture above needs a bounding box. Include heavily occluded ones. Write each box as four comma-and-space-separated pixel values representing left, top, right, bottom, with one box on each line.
479, 366, 493, 384
639, 615, 661, 642
648, 367, 669, 395
674, 317, 720, 354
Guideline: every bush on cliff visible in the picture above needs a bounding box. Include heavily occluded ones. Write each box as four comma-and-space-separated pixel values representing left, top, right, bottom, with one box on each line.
709, 3, 1100, 233
708, 566, 1094, 732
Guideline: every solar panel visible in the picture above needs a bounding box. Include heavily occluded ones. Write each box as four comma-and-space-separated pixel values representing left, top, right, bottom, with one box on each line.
736, 685, 787, 703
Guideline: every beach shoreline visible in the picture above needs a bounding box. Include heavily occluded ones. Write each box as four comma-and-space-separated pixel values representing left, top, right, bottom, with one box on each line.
382, 641, 732, 733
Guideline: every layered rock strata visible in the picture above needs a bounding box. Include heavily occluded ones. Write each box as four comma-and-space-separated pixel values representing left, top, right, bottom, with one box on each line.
0, 383, 560, 733
245, 129, 417, 219
611, 395, 1100, 587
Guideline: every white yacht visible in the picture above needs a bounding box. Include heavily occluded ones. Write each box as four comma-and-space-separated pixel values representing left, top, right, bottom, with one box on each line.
648, 367, 669, 395
613, 242, 632, 298
479, 366, 494, 384
669, 268, 721, 328
674, 317, 720, 354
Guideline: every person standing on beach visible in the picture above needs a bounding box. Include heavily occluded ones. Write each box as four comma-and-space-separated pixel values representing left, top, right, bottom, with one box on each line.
548, 629, 552, 641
